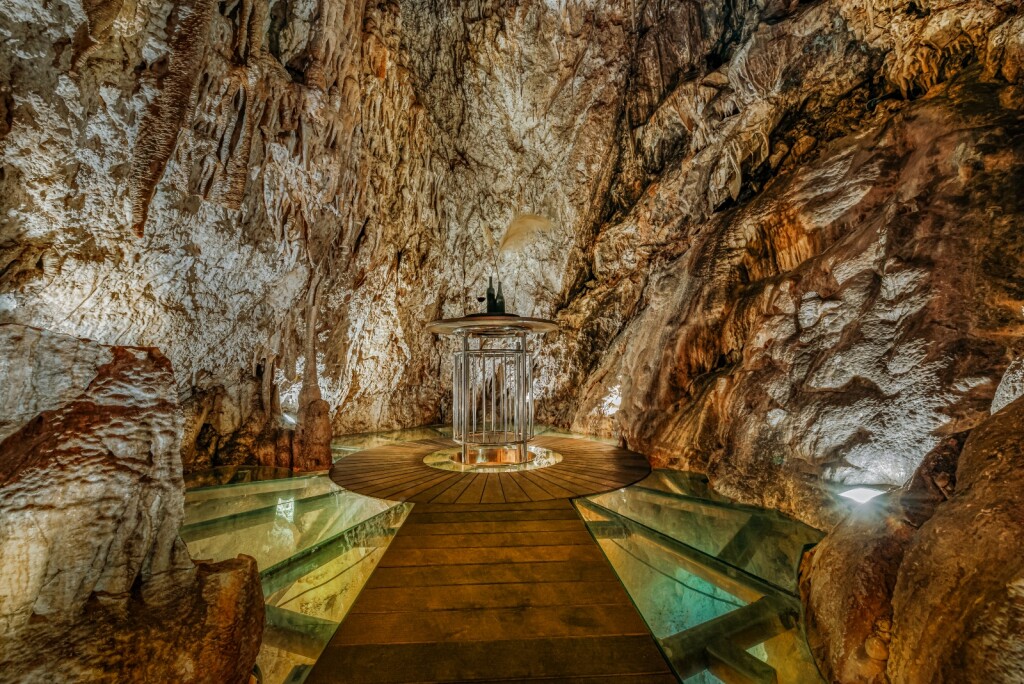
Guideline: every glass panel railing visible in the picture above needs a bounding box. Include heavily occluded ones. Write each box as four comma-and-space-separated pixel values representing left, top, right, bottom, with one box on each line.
185, 465, 306, 489
185, 476, 339, 523
256, 503, 411, 684
182, 471, 410, 684
586, 475, 822, 594
182, 484, 396, 571
578, 470, 825, 684
330, 425, 450, 457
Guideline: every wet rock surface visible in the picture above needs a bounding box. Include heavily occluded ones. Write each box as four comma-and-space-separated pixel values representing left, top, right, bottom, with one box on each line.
0, 325, 262, 683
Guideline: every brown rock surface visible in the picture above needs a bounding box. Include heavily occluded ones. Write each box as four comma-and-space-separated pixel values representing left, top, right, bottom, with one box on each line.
553, 67, 1024, 529
802, 399, 1024, 683
0, 325, 262, 682
1, 0, 1024, 680
888, 396, 1024, 683
2, 0, 1021, 498
801, 436, 961, 683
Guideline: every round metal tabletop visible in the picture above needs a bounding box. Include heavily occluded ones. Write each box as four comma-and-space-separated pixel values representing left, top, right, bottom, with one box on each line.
426, 314, 558, 335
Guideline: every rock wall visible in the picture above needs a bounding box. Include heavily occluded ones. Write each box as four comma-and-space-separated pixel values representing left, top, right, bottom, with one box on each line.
3, 0, 1024, 681
3, 0, 1021, 502
554, 68, 1024, 528
541, 1, 1024, 528
801, 395, 1024, 683
0, 325, 262, 682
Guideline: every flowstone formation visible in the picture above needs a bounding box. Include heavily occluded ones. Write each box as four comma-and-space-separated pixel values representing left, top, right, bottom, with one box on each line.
3, 0, 1022, 496
0, 325, 263, 683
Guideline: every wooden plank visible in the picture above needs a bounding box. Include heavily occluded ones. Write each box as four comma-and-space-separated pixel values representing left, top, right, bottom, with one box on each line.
510, 471, 560, 500
365, 560, 620, 588
426, 474, 475, 504
473, 676, 678, 684
399, 519, 583, 535
306, 636, 673, 683
480, 474, 505, 503
405, 508, 580, 524
528, 468, 593, 496
370, 471, 458, 500
543, 467, 627, 490
360, 470, 449, 498
497, 474, 531, 503
517, 470, 577, 498
328, 436, 653, 503
332, 604, 651, 645
389, 530, 594, 549
378, 543, 606, 568
413, 499, 572, 513
312, 441, 668, 682
333, 464, 434, 487
455, 473, 486, 504
410, 472, 468, 502
351, 580, 632, 613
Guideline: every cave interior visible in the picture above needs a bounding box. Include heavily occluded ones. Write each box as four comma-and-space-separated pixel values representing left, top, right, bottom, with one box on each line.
1, 0, 1023, 682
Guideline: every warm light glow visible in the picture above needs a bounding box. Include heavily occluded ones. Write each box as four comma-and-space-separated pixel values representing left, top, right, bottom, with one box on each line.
840, 487, 885, 504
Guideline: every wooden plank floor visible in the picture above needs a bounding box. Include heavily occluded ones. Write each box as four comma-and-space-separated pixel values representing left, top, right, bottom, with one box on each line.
305, 499, 676, 683
330, 436, 652, 504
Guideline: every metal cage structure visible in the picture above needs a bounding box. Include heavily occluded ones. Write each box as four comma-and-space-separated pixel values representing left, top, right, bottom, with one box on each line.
427, 314, 557, 466
452, 330, 534, 464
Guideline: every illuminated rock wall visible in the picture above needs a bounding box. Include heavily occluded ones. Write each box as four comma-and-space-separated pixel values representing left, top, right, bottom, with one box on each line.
2, 0, 1021, 506
0, 325, 262, 682
2, 0, 1023, 680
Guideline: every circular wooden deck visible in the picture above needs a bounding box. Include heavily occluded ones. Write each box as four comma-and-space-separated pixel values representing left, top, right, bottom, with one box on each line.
330, 435, 651, 504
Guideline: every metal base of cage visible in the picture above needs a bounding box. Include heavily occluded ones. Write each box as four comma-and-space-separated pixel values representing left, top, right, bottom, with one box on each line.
454, 442, 535, 466
428, 313, 557, 469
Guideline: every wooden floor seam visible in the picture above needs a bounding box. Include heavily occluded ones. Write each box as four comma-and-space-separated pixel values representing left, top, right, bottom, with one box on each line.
306, 439, 676, 683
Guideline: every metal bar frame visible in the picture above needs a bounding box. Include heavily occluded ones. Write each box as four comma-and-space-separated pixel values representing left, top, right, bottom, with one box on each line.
451, 330, 536, 463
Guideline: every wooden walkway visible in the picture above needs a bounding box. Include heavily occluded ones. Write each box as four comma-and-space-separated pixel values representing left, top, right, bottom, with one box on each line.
330, 436, 651, 504
305, 498, 675, 683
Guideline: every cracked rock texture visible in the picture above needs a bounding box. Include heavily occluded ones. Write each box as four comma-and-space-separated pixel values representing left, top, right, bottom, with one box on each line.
2, 0, 1024, 679
0, 325, 263, 683
802, 396, 1024, 683
2, 0, 1022, 517
556, 68, 1024, 529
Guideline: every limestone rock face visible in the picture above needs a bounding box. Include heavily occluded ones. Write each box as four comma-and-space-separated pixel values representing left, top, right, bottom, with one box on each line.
800, 436, 960, 682
888, 396, 1024, 683
0, 325, 262, 682
554, 70, 1024, 528
2, 0, 1024, 680
2, 0, 1022, 506
802, 398, 1024, 683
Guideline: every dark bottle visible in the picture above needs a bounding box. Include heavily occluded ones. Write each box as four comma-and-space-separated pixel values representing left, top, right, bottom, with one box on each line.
486, 277, 497, 313
495, 280, 506, 314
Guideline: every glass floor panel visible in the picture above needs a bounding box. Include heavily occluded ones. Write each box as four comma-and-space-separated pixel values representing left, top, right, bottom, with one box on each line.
585, 474, 822, 594
183, 469, 410, 684
578, 471, 825, 683
185, 465, 307, 489
331, 425, 450, 457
